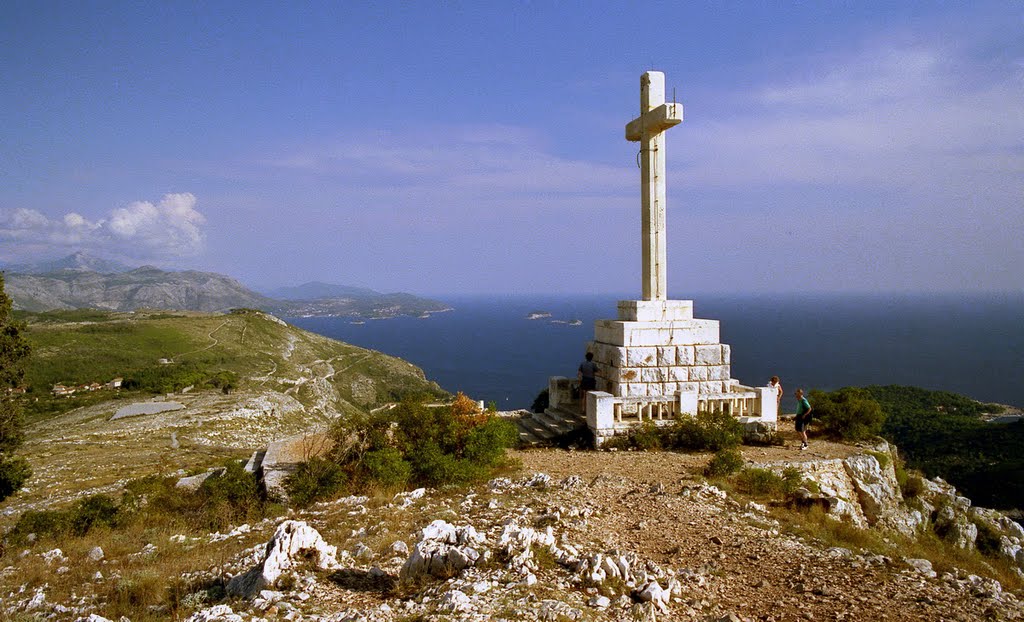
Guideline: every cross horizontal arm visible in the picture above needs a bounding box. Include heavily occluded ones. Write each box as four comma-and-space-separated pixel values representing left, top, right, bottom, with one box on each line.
625, 102, 684, 142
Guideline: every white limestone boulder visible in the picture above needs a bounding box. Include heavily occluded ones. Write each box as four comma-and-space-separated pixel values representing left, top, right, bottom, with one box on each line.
842, 452, 902, 525
399, 520, 486, 583
226, 520, 341, 599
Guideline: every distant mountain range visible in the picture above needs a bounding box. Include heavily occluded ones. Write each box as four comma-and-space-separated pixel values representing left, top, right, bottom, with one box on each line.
3, 251, 133, 275
2, 253, 451, 319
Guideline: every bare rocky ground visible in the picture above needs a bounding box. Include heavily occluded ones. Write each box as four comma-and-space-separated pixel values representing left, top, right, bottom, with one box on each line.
3, 424, 1023, 621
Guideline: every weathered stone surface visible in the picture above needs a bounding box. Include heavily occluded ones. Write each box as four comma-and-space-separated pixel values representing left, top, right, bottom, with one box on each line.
184, 605, 245, 621
227, 520, 341, 599
843, 453, 902, 525
400, 520, 485, 583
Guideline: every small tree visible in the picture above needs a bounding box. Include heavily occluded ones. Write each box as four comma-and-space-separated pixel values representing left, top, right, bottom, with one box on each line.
809, 387, 885, 441
0, 273, 32, 501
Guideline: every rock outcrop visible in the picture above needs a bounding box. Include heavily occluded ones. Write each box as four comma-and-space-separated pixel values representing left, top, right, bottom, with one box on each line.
227, 520, 342, 598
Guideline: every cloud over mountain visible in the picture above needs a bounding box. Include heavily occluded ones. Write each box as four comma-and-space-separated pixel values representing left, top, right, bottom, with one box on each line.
0, 193, 206, 260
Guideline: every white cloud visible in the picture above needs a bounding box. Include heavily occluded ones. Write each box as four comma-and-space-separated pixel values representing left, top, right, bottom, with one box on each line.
0, 193, 206, 259
684, 44, 1024, 197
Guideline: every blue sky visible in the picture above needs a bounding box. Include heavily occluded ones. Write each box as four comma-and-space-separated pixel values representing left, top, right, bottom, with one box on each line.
1, 2, 1021, 296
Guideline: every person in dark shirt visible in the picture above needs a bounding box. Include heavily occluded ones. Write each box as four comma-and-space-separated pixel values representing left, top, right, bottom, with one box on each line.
795, 388, 813, 450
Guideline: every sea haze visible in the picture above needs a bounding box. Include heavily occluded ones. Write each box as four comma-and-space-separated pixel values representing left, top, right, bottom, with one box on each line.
287, 292, 1024, 411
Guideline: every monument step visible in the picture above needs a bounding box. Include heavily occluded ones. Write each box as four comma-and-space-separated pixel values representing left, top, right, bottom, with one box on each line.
516, 416, 557, 447
535, 408, 587, 435
543, 406, 586, 426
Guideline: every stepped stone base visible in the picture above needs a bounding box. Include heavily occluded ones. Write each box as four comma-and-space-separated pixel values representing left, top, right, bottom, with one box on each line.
588, 300, 734, 398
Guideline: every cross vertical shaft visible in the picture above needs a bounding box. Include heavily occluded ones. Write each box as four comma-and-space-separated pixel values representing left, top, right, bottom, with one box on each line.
625, 71, 683, 301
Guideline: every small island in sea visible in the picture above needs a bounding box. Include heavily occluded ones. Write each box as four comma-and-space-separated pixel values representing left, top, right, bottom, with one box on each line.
526, 311, 552, 320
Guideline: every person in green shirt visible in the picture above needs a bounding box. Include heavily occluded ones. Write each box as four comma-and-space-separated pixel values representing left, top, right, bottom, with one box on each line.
795, 388, 813, 450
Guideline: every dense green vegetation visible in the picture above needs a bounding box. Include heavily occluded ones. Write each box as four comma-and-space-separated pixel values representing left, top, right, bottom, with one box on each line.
602, 410, 745, 451
809, 387, 886, 441
286, 394, 518, 506
808, 385, 1021, 510
862, 385, 1023, 510
0, 273, 32, 501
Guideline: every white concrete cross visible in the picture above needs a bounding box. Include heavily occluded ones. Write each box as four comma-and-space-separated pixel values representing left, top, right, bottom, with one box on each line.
625, 71, 683, 302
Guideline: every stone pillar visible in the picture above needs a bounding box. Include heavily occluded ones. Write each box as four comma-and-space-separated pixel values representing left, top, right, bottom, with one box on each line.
587, 391, 615, 446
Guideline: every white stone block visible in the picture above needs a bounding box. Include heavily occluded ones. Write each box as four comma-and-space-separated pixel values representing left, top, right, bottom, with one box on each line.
588, 392, 615, 432
616, 367, 640, 383
592, 344, 626, 368
624, 383, 647, 397
676, 346, 694, 365
695, 345, 722, 365
617, 299, 694, 322
708, 366, 729, 381
699, 381, 724, 394
647, 383, 664, 397
756, 386, 778, 422
678, 389, 698, 416
641, 368, 665, 383
667, 366, 688, 382
721, 344, 731, 365
626, 347, 658, 367
691, 366, 709, 381
679, 382, 700, 394
597, 320, 721, 347
657, 346, 676, 366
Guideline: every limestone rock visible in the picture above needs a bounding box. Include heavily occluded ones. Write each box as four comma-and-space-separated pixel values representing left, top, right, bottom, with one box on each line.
226, 520, 340, 599
905, 558, 937, 578
638, 580, 670, 613
399, 520, 485, 583
438, 590, 473, 613
842, 453, 901, 525
184, 604, 245, 621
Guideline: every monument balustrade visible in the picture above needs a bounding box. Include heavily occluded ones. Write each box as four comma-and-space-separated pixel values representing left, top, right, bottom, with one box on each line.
584, 383, 778, 445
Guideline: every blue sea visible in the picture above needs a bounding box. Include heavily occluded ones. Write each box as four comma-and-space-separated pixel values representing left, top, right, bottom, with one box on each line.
287, 293, 1024, 412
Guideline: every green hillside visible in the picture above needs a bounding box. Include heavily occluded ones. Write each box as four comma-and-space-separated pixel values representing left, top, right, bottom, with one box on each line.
17, 308, 445, 421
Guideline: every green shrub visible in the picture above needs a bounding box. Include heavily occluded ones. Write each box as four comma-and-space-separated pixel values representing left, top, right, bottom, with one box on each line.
315, 393, 517, 497
0, 454, 31, 500
285, 456, 348, 507
9, 493, 119, 543
632, 421, 665, 450
364, 448, 412, 488
809, 387, 885, 441
118, 460, 272, 531
671, 410, 743, 451
901, 472, 925, 499
705, 448, 744, 477
735, 466, 804, 499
